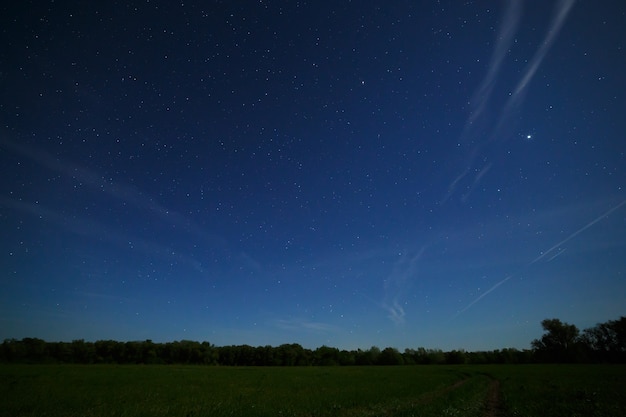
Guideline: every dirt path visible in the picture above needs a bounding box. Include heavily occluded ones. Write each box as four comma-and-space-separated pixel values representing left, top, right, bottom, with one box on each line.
483, 378, 503, 417
339, 374, 504, 417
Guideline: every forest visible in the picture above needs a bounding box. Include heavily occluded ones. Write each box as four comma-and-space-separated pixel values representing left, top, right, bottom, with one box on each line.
2, 316, 624, 365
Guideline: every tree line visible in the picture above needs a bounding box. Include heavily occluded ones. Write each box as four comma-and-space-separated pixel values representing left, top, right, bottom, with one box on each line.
0, 339, 532, 366
2, 316, 624, 365
531, 316, 626, 363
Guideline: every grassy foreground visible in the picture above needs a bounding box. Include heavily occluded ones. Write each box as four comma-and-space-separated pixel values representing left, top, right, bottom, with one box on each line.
1, 364, 625, 417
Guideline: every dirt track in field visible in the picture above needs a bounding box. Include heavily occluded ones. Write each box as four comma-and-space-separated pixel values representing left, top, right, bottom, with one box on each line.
483, 378, 503, 417
338, 374, 505, 417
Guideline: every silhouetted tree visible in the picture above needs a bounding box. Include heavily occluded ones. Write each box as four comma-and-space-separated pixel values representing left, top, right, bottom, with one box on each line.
71, 339, 95, 363
338, 349, 356, 366
445, 350, 466, 364
532, 318, 581, 362
255, 345, 277, 366
412, 348, 445, 364
355, 346, 381, 365
6, 317, 626, 365
314, 345, 340, 366
378, 347, 404, 365
582, 316, 626, 362
22, 338, 49, 362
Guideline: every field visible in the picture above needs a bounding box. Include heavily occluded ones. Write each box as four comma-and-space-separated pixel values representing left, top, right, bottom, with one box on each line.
1, 364, 625, 417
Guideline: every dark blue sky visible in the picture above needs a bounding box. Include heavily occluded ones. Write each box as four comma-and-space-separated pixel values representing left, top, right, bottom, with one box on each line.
1, 0, 625, 351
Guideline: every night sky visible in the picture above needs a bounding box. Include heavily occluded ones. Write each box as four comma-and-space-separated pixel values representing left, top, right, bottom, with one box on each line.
1, 0, 625, 351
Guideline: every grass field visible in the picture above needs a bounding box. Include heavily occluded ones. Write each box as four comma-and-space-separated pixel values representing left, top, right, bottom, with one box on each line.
1, 364, 625, 417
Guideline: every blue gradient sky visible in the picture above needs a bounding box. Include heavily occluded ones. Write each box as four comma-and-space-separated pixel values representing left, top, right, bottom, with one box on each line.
1, 0, 625, 351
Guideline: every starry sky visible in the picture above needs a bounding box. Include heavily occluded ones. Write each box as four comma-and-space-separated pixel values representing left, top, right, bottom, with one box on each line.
1, 0, 625, 352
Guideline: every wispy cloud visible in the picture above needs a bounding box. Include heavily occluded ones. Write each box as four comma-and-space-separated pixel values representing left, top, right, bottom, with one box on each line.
491, 0, 576, 140
271, 318, 340, 333
0, 136, 246, 273
0, 136, 224, 247
70, 290, 138, 305
441, 0, 522, 204
383, 299, 406, 326
382, 247, 425, 325
444, 0, 576, 203
466, 0, 522, 129
0, 196, 207, 273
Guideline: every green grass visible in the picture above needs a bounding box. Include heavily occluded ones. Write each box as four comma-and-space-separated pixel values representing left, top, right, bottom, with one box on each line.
1, 364, 625, 417
484, 364, 626, 417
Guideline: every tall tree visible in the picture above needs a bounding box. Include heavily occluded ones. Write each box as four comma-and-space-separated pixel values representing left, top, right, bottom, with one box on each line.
582, 316, 626, 362
532, 318, 581, 362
